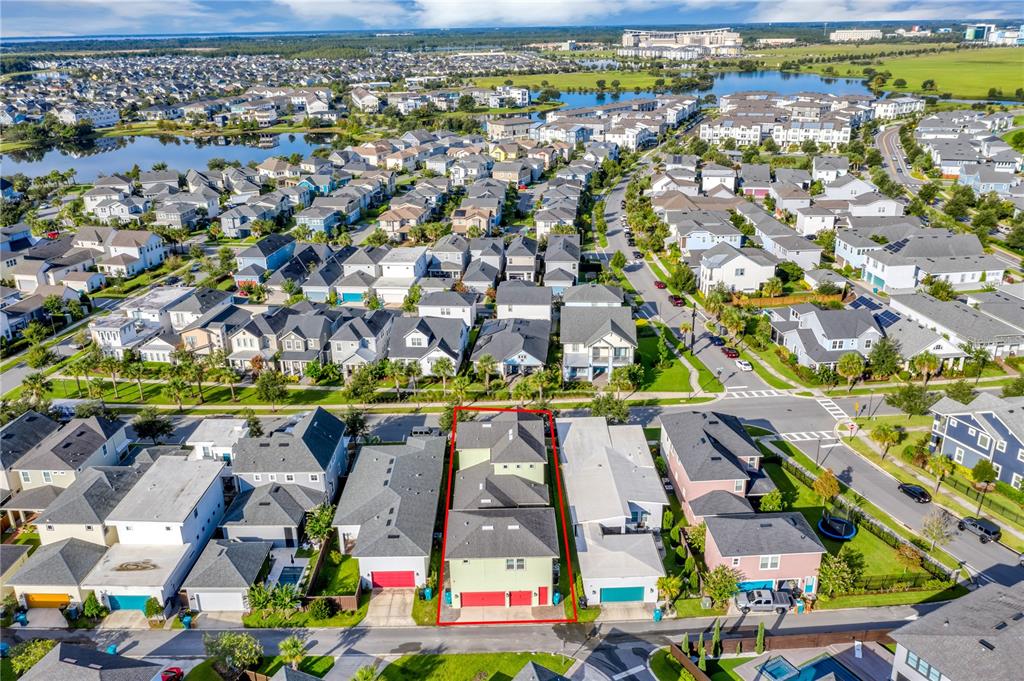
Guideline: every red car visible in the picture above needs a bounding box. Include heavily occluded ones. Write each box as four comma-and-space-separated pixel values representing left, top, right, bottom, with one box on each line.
668, 295, 685, 307
654, 280, 667, 289
721, 347, 740, 359
161, 669, 184, 681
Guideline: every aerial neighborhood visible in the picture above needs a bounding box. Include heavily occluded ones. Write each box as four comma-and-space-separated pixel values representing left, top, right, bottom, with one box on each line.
1, 13, 1023, 681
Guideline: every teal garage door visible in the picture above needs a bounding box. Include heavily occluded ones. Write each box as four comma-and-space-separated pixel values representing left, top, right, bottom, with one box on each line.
600, 586, 644, 603
108, 595, 151, 612
341, 292, 362, 303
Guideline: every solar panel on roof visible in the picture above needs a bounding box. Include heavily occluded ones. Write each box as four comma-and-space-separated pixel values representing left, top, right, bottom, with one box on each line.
876, 310, 902, 328
850, 295, 882, 311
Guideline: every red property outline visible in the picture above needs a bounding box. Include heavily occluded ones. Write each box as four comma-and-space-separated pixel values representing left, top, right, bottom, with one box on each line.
436, 405, 578, 626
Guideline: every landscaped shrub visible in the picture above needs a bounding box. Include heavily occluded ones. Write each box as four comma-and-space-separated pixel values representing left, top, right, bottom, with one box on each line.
684, 555, 696, 575
669, 524, 682, 545
308, 598, 333, 620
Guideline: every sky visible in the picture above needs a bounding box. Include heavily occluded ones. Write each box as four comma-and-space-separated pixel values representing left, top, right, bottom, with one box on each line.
0, 0, 1020, 39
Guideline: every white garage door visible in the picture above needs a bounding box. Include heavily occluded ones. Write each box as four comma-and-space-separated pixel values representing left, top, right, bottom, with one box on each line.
194, 591, 245, 612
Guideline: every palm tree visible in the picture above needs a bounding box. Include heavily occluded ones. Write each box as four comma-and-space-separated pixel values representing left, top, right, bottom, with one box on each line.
450, 375, 471, 405
278, 635, 306, 671
69, 358, 88, 397
215, 365, 241, 402
836, 352, 865, 392
961, 343, 992, 385
98, 356, 121, 399
163, 374, 190, 412
432, 357, 454, 395
270, 584, 301, 615
720, 306, 746, 344
86, 377, 106, 400
913, 351, 939, 385
656, 574, 684, 612
385, 360, 406, 397
761, 276, 784, 298
476, 354, 498, 391
928, 451, 954, 493
351, 666, 378, 681
869, 423, 902, 461
21, 372, 53, 406
122, 359, 147, 400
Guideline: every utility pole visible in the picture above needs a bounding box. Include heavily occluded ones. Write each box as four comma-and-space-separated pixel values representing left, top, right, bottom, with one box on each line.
689, 301, 697, 352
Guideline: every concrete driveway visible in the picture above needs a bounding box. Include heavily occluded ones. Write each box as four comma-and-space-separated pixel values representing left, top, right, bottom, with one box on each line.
18, 608, 67, 629
596, 602, 656, 622
98, 610, 150, 630
359, 589, 415, 627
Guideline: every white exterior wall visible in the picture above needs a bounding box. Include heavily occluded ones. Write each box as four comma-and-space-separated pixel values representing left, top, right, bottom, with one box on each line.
355, 555, 430, 589
222, 524, 295, 548
496, 303, 550, 321
112, 478, 224, 547
38, 523, 117, 547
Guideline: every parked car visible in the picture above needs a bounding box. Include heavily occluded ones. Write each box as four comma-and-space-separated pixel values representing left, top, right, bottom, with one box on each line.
161, 669, 184, 681
668, 295, 685, 307
735, 359, 753, 371
632, 250, 643, 259
734, 589, 793, 615
721, 347, 739, 359
411, 426, 442, 437
958, 517, 1002, 543
654, 280, 667, 289
897, 483, 932, 504
709, 336, 726, 347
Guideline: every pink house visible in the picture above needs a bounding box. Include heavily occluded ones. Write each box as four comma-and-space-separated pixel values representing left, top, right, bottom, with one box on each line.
703, 512, 825, 595
658, 411, 772, 524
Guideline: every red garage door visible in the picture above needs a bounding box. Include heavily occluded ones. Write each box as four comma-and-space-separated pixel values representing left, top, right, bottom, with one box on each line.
461, 591, 505, 607
509, 590, 532, 606
371, 571, 415, 588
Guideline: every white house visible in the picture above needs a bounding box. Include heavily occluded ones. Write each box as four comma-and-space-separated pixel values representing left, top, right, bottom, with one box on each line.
698, 243, 779, 295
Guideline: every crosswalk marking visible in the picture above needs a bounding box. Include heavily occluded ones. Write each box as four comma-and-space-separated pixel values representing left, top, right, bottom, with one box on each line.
612, 665, 646, 680
725, 389, 786, 399
816, 398, 848, 420
781, 431, 837, 442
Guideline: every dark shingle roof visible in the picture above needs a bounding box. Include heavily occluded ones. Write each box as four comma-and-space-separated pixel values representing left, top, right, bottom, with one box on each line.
232, 407, 346, 475
657, 411, 756, 482
222, 483, 323, 528
445, 507, 559, 560
21, 643, 159, 681
183, 539, 273, 589
0, 409, 59, 469
7, 538, 106, 587
704, 512, 826, 557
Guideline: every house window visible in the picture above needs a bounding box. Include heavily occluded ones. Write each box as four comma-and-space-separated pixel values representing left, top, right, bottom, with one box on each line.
1018, 449, 1024, 463
954, 448, 964, 464
759, 555, 780, 570
86, 525, 94, 531
516, 558, 525, 570
19, 471, 30, 483
1012, 473, 1022, 490
310, 474, 319, 482
905, 650, 942, 681
269, 474, 277, 481
978, 433, 991, 449
734, 268, 745, 276
45, 525, 53, 531
996, 440, 1006, 453
505, 558, 515, 571
254, 474, 262, 481
42, 471, 52, 483
992, 463, 1002, 478
734, 479, 744, 493
285, 474, 295, 482
968, 427, 976, 436
409, 337, 424, 347
731, 557, 741, 567
830, 340, 842, 350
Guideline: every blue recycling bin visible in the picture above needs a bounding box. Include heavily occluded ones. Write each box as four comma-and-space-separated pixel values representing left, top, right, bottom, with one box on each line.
106, 645, 117, 655
653, 608, 663, 622
181, 615, 192, 630
1, 641, 10, 657
423, 587, 433, 601
553, 591, 561, 606
444, 590, 452, 606
14, 613, 27, 627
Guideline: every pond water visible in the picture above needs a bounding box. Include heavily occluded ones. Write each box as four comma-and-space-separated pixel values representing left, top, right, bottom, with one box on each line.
0, 72, 875, 180
1, 132, 338, 182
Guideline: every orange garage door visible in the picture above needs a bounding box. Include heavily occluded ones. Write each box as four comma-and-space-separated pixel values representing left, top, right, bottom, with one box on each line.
26, 593, 70, 608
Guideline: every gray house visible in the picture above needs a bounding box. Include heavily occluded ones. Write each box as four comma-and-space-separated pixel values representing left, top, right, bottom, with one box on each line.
333, 437, 445, 589
767, 304, 883, 370
560, 306, 637, 381
471, 318, 551, 378
888, 581, 1019, 681
329, 309, 395, 376
20, 644, 159, 681
181, 539, 272, 611
231, 407, 348, 500
220, 483, 323, 548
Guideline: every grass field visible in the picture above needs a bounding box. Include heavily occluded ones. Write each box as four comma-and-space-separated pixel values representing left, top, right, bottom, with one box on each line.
649, 649, 746, 681
788, 47, 1024, 99
253, 656, 334, 678
637, 333, 693, 392
475, 70, 661, 91
754, 42, 959, 65
379, 653, 572, 681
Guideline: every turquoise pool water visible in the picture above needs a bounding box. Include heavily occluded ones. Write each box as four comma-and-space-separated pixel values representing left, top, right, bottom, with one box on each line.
278, 566, 305, 586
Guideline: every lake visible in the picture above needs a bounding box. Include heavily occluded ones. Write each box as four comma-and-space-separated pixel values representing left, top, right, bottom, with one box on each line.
1, 72, 873, 180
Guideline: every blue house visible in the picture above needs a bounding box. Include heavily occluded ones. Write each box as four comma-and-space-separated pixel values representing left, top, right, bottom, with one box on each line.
930, 393, 1024, 490
298, 174, 338, 196
295, 206, 341, 235
233, 233, 296, 286
957, 163, 1021, 197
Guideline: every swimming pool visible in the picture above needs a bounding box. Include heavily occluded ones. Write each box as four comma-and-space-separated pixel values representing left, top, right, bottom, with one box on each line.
278, 566, 305, 586
794, 655, 860, 681
759, 657, 798, 681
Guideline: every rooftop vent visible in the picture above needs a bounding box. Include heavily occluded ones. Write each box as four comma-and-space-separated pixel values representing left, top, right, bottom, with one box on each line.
979, 640, 995, 651
482, 525, 493, 531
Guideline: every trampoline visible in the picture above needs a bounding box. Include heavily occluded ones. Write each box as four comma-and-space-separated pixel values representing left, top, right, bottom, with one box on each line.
818, 509, 857, 540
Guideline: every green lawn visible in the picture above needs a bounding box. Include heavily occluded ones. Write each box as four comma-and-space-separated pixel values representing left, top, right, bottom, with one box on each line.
253, 656, 334, 678
815, 583, 969, 610
242, 593, 369, 628
637, 334, 693, 392
649, 649, 746, 681
312, 553, 360, 595
764, 463, 929, 579
411, 592, 438, 626
379, 653, 573, 681
738, 349, 795, 390
743, 343, 809, 388
12, 529, 40, 546
853, 414, 933, 429
655, 322, 724, 393
673, 597, 725, 619
184, 660, 223, 681
785, 46, 1024, 100
744, 425, 776, 438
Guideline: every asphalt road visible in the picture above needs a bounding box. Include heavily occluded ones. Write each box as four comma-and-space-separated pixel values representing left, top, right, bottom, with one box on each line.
875, 125, 923, 192
599, 177, 767, 392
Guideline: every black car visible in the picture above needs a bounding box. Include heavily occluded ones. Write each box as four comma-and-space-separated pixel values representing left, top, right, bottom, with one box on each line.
958, 516, 1002, 543
709, 336, 726, 347
632, 250, 643, 259
897, 483, 932, 503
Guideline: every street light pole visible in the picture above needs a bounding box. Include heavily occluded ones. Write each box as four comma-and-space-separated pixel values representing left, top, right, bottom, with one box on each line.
689, 301, 697, 352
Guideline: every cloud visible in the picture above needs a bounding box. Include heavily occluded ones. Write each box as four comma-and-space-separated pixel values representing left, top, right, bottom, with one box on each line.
749, 0, 1019, 23
273, 0, 409, 25
1, 0, 213, 37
